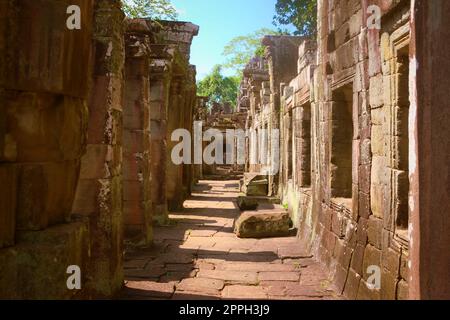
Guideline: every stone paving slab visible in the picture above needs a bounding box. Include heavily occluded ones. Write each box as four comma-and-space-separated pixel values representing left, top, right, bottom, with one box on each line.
121, 180, 342, 300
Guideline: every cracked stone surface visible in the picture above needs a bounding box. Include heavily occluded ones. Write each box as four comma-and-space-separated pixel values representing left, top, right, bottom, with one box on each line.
121, 180, 343, 300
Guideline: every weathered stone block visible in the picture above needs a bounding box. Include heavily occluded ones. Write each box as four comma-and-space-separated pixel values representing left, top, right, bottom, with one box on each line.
400, 251, 409, 281
351, 243, 366, 275
396, 279, 409, 300
4, 93, 87, 162
382, 247, 400, 275
331, 211, 345, 238
234, 209, 292, 239
242, 173, 269, 196
362, 245, 382, 281
369, 74, 384, 109
0, 222, 89, 299
367, 216, 383, 249
0, 0, 94, 97
334, 264, 348, 294
323, 229, 338, 253
236, 195, 259, 211
371, 156, 386, 218
357, 219, 369, 245
371, 124, 384, 156
367, 30, 381, 77
381, 268, 398, 300
334, 238, 353, 269
71, 179, 99, 216
17, 161, 79, 231
0, 165, 17, 248
78, 144, 111, 180
344, 268, 361, 299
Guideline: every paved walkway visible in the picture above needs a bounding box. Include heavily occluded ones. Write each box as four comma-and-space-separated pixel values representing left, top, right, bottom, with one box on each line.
121, 180, 342, 300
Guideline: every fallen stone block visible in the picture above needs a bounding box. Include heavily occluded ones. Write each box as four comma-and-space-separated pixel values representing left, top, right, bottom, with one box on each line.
236, 194, 282, 211
242, 173, 269, 196
237, 195, 259, 211
234, 209, 293, 239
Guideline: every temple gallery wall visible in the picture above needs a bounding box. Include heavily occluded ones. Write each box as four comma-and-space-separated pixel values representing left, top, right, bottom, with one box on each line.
0, 0, 449, 300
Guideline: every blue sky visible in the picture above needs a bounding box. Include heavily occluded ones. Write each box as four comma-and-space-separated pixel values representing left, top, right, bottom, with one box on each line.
171, 0, 291, 79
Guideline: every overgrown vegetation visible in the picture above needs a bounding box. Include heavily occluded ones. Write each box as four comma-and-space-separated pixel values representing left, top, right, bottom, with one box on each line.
197, 65, 240, 109
222, 28, 282, 76
121, 0, 178, 20
273, 0, 317, 37
119, 1, 317, 109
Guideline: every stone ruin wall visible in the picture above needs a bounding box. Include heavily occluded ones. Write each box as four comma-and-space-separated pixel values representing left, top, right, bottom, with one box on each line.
0, 0, 95, 299
0, 0, 199, 299
1, 0, 449, 301
312, 0, 411, 300
239, 0, 417, 300
202, 101, 248, 177
241, 36, 303, 194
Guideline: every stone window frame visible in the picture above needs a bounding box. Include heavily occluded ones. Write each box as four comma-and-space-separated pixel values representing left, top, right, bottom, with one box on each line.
329, 82, 355, 201
386, 23, 411, 248
281, 86, 295, 186
281, 106, 294, 184
293, 100, 313, 189
287, 108, 294, 181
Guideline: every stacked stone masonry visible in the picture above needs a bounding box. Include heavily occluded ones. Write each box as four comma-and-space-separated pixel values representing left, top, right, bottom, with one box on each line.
237, 0, 450, 300
1, 0, 449, 300
202, 102, 247, 177
0, 0, 200, 299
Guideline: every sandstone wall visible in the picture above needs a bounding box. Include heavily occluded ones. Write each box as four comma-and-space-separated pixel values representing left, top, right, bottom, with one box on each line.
279, 39, 317, 234
71, 0, 125, 297
123, 21, 152, 244
241, 37, 303, 195
409, 0, 450, 300
312, 0, 411, 300
158, 22, 199, 212
148, 43, 174, 224
240, 0, 425, 300
276, 0, 412, 300
242, 57, 270, 174
0, 3, 200, 299
0, 0, 94, 299
192, 96, 209, 182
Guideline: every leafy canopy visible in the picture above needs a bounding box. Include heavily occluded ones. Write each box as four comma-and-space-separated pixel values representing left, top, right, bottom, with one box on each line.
222, 28, 282, 76
121, 0, 178, 20
273, 0, 317, 37
197, 65, 240, 109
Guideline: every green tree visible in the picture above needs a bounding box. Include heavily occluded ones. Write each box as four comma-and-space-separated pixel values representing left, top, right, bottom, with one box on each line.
222, 28, 282, 76
273, 0, 317, 37
197, 65, 240, 109
121, 0, 178, 20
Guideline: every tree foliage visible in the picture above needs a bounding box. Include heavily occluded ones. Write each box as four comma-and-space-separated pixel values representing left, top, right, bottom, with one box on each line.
273, 0, 317, 37
222, 28, 282, 76
197, 65, 240, 109
121, 0, 178, 20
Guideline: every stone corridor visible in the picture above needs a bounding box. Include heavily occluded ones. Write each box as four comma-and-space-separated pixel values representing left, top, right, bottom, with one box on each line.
121, 180, 341, 300
1, 0, 450, 300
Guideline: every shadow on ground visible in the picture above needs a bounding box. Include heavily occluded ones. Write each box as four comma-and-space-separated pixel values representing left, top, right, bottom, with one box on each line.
120, 180, 342, 300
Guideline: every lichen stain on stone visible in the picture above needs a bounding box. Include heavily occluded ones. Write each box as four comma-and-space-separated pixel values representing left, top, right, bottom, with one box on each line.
103, 109, 114, 145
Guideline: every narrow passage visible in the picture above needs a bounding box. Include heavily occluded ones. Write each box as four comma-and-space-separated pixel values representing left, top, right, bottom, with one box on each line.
122, 180, 342, 300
